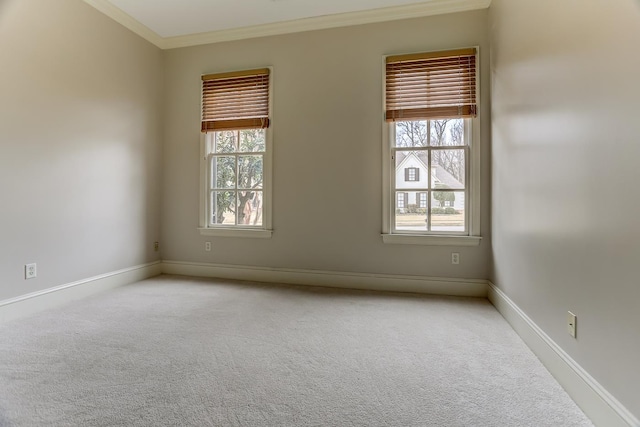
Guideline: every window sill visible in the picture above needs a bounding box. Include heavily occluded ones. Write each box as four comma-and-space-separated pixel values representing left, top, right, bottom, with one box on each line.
381, 234, 481, 246
198, 228, 273, 239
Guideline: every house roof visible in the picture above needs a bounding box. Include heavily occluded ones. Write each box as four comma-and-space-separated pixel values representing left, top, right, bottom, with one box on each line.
433, 164, 463, 189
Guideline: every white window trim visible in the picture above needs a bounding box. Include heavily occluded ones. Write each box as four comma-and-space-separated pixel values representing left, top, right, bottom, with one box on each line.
381, 234, 481, 246
381, 48, 481, 247
198, 226, 273, 238
198, 67, 274, 239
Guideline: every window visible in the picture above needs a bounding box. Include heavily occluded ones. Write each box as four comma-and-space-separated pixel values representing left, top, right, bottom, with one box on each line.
397, 192, 407, 209
405, 167, 419, 182
199, 68, 273, 238
418, 192, 428, 208
382, 48, 481, 246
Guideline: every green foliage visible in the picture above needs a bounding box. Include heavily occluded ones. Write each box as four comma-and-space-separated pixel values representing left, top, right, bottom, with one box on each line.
433, 191, 455, 208
212, 129, 264, 224
404, 204, 427, 214
431, 207, 459, 215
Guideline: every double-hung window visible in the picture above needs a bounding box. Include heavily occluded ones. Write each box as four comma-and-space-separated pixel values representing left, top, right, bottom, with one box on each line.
382, 48, 481, 246
199, 68, 273, 238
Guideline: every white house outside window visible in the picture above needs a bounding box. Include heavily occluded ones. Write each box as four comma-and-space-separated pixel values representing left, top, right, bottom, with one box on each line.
382, 48, 481, 246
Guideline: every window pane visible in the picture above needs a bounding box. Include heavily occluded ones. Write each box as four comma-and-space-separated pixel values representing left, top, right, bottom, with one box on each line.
212, 156, 235, 189
395, 120, 428, 147
431, 191, 465, 232
395, 151, 428, 190
431, 149, 465, 189
215, 131, 237, 153
430, 119, 465, 146
211, 191, 236, 225
238, 155, 263, 189
395, 191, 428, 231
238, 191, 263, 226
239, 129, 266, 152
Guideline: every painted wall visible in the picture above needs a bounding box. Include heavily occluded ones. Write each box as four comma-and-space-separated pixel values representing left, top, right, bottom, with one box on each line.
0, 0, 163, 301
489, 0, 640, 419
162, 10, 491, 279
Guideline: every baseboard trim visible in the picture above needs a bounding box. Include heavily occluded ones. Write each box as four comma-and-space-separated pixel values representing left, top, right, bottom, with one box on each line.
162, 260, 488, 297
488, 282, 639, 427
0, 261, 162, 324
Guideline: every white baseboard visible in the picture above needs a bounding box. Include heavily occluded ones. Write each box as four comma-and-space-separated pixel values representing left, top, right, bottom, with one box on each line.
162, 260, 488, 297
488, 282, 639, 427
0, 261, 162, 324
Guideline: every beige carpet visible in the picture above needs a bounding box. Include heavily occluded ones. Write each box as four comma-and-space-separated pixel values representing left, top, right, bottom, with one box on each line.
0, 275, 592, 426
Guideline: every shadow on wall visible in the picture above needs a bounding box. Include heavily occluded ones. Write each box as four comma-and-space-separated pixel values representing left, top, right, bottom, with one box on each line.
0, 0, 14, 23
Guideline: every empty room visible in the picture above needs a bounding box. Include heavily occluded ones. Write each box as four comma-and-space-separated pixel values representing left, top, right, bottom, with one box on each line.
1, 0, 638, 425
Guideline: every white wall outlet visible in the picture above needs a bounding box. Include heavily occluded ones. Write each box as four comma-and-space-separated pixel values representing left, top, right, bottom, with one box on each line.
451, 253, 460, 265
205, 242, 212, 252
154, 241, 159, 252
567, 311, 577, 338
25, 263, 37, 279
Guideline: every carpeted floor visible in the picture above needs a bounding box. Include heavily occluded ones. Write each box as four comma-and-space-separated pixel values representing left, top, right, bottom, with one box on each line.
0, 275, 592, 426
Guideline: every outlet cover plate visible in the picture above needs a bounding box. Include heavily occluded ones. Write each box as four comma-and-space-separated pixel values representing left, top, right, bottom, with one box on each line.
451, 253, 460, 265
567, 311, 577, 338
25, 263, 37, 279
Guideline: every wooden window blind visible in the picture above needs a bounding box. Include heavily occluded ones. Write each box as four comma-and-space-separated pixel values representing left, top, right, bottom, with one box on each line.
201, 68, 270, 132
385, 48, 477, 121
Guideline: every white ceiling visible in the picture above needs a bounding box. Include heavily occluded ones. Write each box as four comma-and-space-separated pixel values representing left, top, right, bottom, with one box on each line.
107, 0, 461, 38
84, 0, 491, 49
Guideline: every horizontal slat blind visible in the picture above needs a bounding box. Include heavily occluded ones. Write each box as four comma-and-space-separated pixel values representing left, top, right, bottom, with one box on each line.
385, 48, 477, 121
201, 68, 270, 132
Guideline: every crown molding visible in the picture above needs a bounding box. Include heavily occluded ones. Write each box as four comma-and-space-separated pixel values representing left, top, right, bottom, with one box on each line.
84, 0, 491, 50
83, 0, 167, 48
164, 0, 491, 49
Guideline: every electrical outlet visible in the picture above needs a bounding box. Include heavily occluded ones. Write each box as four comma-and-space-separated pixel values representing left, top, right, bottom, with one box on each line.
451, 253, 460, 265
567, 311, 577, 338
25, 263, 37, 279
205, 242, 212, 252
154, 241, 159, 252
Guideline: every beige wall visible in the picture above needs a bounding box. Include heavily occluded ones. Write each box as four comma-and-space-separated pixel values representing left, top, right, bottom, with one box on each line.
162, 10, 491, 279
0, 0, 163, 300
490, 0, 640, 419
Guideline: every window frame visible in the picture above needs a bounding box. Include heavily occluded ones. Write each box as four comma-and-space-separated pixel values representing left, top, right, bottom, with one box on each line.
381, 49, 481, 247
198, 67, 273, 239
